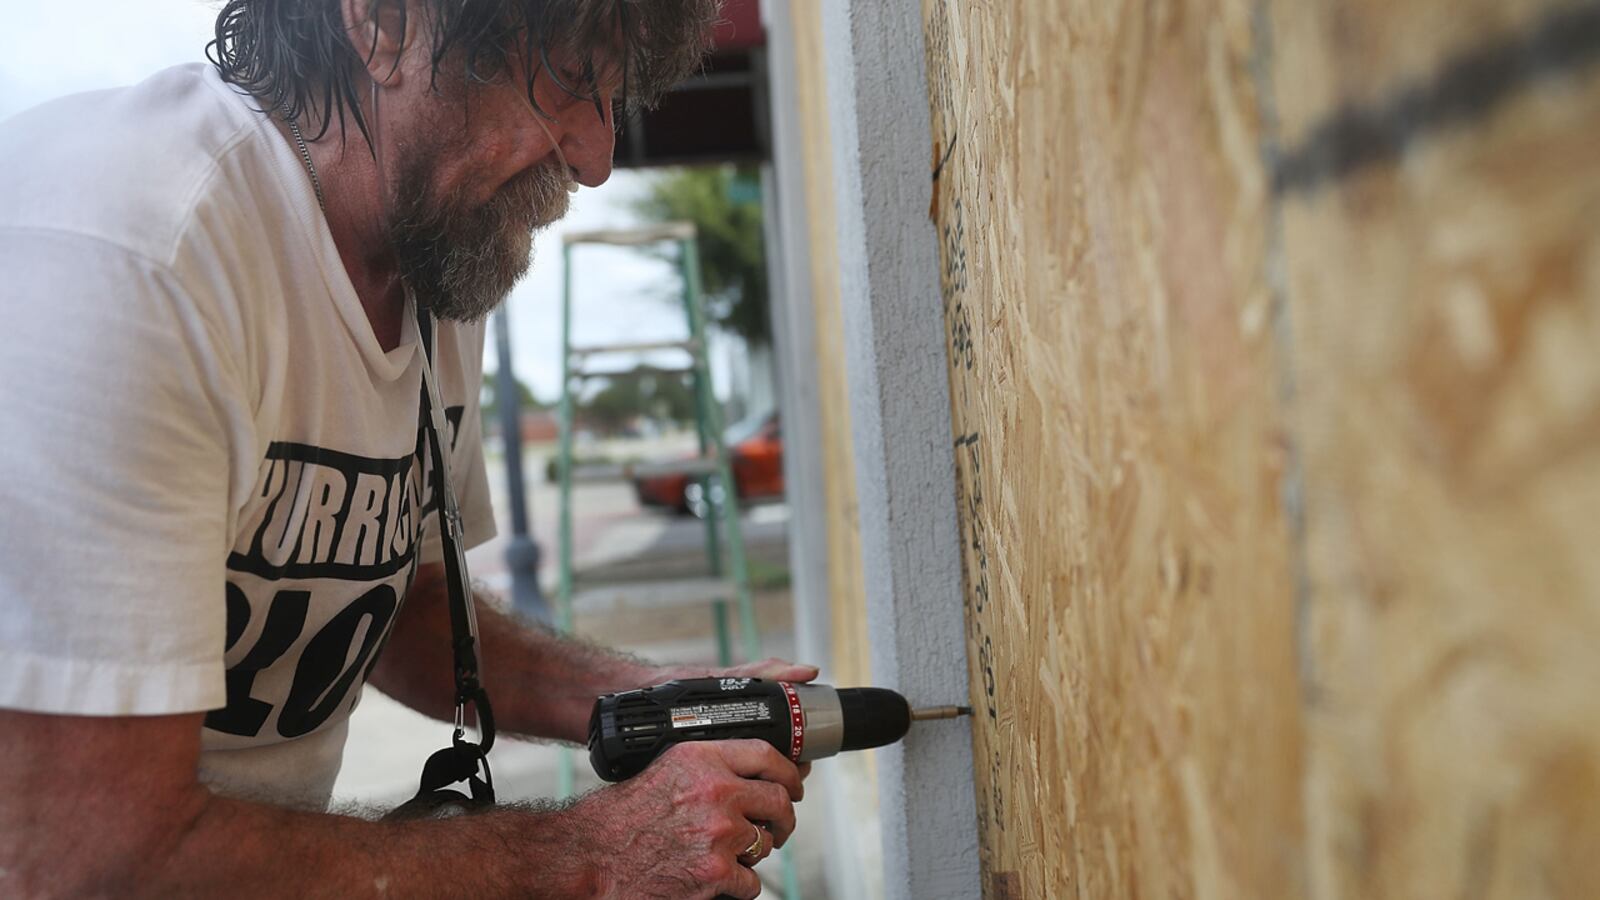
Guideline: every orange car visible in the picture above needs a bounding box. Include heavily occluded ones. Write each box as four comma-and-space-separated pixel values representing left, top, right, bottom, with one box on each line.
632, 413, 784, 515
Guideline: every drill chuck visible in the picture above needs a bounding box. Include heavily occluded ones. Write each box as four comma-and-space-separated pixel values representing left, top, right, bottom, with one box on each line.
588, 678, 916, 782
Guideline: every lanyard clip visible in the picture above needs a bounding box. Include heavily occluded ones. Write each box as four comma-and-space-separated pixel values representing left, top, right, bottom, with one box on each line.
451, 685, 496, 754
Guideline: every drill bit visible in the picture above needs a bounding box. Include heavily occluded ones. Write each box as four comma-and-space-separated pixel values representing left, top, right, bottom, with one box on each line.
910, 705, 973, 721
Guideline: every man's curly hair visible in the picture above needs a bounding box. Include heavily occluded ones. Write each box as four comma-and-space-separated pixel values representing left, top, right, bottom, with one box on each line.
209, 0, 721, 143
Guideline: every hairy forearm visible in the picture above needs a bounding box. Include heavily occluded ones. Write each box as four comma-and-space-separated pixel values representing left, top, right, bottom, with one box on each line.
373, 569, 659, 742
135, 792, 600, 900
3, 725, 601, 900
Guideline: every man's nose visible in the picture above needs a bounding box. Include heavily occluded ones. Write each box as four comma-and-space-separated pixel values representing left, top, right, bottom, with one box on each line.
559, 102, 615, 188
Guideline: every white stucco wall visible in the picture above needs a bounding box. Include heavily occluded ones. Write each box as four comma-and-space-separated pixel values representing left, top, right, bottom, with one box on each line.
819, 3, 982, 898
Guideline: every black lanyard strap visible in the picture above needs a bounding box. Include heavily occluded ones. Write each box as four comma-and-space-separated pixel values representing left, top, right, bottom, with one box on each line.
389, 303, 496, 818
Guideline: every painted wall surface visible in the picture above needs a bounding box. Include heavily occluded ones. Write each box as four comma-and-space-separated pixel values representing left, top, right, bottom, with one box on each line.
790, 0, 872, 693
921, 0, 1600, 897
820, 0, 982, 895
781, 4, 883, 898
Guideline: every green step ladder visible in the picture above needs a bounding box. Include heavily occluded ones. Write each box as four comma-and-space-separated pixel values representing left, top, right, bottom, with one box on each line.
552, 223, 801, 898
554, 222, 760, 788
551, 222, 799, 898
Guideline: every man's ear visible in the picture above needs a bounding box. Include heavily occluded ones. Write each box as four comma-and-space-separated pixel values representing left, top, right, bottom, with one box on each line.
341, 0, 412, 86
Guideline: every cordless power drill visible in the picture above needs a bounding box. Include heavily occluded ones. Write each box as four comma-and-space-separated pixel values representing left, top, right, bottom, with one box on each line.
587, 676, 970, 781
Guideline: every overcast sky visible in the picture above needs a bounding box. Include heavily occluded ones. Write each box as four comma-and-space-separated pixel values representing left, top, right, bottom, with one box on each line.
0, 0, 694, 403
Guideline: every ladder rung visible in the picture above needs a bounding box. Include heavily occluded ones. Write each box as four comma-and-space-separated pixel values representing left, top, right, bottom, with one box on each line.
569, 464, 629, 483
563, 222, 696, 246
572, 365, 697, 381
571, 577, 739, 611
625, 458, 722, 479
570, 339, 701, 358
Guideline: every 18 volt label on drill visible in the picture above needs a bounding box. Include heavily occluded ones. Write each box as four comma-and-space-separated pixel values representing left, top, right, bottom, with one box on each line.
670, 700, 772, 729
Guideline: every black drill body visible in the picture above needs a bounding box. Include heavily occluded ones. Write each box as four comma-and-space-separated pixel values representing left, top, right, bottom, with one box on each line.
588, 677, 913, 781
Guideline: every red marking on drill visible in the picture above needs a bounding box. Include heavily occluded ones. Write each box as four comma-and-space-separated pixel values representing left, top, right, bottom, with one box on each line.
780, 682, 804, 762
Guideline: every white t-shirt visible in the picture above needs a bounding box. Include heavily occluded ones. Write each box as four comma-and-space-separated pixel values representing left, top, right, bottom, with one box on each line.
0, 64, 496, 809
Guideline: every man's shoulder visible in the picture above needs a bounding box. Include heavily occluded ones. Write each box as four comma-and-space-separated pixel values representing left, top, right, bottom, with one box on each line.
0, 64, 274, 270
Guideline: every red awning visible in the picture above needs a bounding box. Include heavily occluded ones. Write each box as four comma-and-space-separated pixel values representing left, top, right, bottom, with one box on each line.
712, 0, 765, 51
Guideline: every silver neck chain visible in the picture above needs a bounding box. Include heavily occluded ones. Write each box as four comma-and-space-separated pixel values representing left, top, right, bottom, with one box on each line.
284, 114, 327, 215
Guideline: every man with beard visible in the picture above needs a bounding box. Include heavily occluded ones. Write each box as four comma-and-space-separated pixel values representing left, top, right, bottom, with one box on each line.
0, 2, 810, 897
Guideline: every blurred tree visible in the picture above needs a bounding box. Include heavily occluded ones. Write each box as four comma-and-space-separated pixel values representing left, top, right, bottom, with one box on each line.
481, 372, 547, 422
582, 378, 644, 434
576, 366, 700, 434
631, 164, 769, 345
646, 371, 698, 423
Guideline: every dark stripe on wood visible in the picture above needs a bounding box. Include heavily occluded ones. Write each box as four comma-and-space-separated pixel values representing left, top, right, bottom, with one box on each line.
1273, 2, 1600, 195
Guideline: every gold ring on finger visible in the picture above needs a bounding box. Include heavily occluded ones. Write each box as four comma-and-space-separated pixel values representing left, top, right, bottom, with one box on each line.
740, 823, 764, 859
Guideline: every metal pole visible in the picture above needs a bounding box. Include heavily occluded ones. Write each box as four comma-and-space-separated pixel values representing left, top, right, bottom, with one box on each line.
493, 307, 548, 624
555, 242, 579, 800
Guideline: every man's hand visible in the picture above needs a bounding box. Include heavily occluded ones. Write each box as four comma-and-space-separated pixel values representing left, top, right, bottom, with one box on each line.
569, 739, 803, 900
667, 657, 822, 686
646, 658, 822, 783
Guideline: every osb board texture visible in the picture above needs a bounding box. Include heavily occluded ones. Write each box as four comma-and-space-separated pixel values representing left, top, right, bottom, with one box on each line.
922, 1, 1306, 897
1272, 2, 1600, 898
921, 0, 1600, 896
790, 0, 871, 690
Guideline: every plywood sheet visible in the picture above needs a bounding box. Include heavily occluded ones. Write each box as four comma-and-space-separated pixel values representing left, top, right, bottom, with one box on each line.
1272, 3, 1600, 898
919, 0, 1600, 896
921, 1, 1306, 896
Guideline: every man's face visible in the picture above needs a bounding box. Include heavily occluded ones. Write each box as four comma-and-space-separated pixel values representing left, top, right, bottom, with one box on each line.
381, 42, 618, 323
